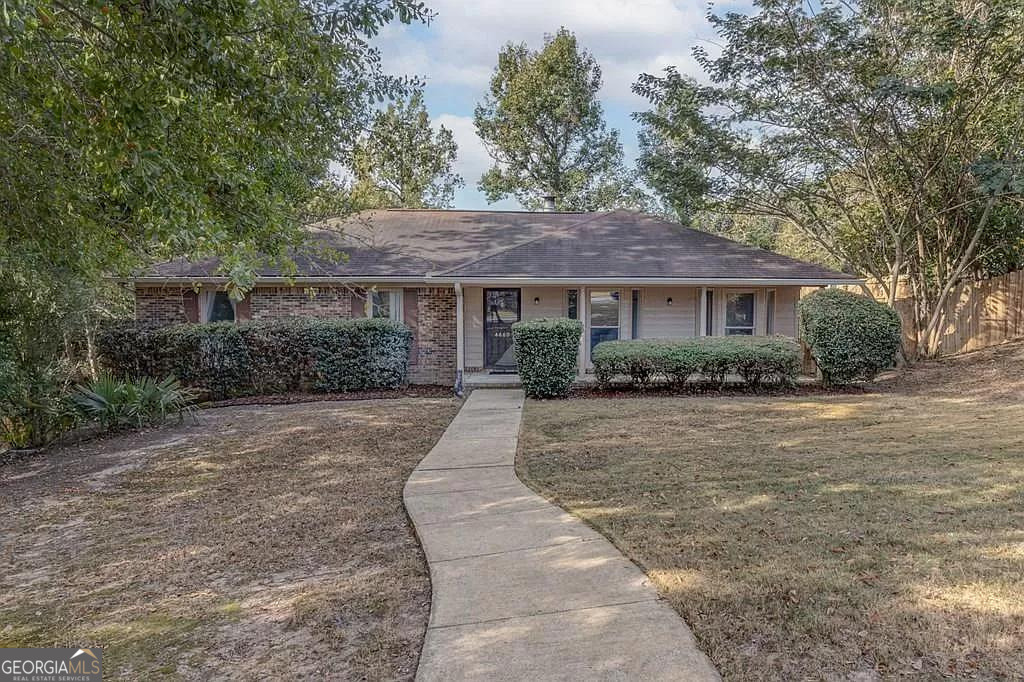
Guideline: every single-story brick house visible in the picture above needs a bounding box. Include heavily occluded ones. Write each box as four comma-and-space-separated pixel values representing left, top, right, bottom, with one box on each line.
131, 209, 859, 387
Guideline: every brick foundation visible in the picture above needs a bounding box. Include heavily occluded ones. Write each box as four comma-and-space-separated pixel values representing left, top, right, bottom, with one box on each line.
134, 284, 455, 386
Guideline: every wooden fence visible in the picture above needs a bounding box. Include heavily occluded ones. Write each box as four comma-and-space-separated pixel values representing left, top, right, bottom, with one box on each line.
833, 270, 1024, 358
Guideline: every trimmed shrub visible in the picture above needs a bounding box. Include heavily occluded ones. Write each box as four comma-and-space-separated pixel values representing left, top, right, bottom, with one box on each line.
799, 288, 902, 386
591, 336, 802, 390
311, 317, 412, 391
512, 318, 583, 398
97, 318, 412, 400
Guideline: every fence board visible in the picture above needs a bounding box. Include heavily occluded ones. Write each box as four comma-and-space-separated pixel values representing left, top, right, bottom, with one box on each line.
833, 270, 1024, 357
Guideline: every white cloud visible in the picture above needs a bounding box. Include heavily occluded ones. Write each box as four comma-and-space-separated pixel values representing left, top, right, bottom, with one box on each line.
378, 0, 724, 105
434, 113, 491, 186
373, 1, 752, 208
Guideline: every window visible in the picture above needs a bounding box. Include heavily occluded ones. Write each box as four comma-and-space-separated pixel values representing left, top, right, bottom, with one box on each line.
367, 289, 403, 321
766, 290, 775, 335
725, 292, 755, 335
705, 290, 714, 336
589, 290, 620, 352
204, 291, 235, 322
566, 289, 579, 320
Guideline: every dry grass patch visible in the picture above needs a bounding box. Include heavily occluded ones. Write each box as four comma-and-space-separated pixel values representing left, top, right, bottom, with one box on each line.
518, 342, 1024, 681
1, 398, 457, 680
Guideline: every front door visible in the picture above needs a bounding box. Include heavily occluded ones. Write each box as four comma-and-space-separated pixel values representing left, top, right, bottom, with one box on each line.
484, 288, 521, 370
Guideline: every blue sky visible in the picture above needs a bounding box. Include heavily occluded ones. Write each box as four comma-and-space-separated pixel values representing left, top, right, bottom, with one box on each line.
372, 0, 751, 210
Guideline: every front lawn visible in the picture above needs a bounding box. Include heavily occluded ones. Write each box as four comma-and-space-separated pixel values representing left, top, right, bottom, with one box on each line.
518, 343, 1024, 680
0, 398, 457, 679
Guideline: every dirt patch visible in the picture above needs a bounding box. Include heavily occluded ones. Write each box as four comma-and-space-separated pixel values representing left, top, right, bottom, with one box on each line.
518, 342, 1024, 681
0, 398, 458, 680
203, 385, 452, 408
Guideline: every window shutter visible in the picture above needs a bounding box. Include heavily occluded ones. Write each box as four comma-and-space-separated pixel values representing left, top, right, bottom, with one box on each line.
403, 288, 419, 363
350, 288, 365, 317
235, 294, 252, 322
182, 290, 199, 323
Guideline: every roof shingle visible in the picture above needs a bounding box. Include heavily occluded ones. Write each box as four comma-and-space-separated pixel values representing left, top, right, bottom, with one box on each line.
140, 209, 856, 282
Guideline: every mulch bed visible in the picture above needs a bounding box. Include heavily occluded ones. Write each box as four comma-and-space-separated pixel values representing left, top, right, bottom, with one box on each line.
202, 384, 453, 408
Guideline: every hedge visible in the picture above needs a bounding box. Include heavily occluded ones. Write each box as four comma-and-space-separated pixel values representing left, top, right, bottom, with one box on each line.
97, 318, 412, 399
799, 288, 902, 386
592, 336, 802, 389
512, 318, 583, 398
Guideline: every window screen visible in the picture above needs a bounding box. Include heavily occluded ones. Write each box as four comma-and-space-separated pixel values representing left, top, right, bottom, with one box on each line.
208, 291, 235, 322
725, 293, 755, 335
589, 290, 620, 352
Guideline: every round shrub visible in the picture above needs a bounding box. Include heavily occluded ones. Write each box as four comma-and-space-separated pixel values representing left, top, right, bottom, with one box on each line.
799, 288, 902, 386
512, 318, 583, 398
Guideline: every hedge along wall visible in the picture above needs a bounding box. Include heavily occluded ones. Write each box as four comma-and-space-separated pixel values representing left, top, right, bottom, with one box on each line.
133, 286, 457, 385
97, 318, 412, 400
591, 336, 802, 389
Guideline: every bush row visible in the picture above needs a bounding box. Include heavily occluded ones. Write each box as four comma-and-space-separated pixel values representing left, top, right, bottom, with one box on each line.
512, 318, 583, 398
799, 288, 902, 386
592, 336, 802, 389
97, 318, 412, 400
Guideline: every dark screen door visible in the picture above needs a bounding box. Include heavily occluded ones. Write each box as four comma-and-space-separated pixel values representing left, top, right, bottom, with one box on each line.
484, 288, 521, 369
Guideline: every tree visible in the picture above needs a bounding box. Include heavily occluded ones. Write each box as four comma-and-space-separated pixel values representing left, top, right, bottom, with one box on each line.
634, 0, 1024, 357
0, 0, 429, 294
352, 90, 464, 208
474, 28, 634, 211
689, 213, 839, 267
0, 0, 429, 440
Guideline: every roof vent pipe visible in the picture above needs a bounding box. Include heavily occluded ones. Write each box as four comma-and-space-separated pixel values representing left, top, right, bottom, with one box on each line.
542, 194, 556, 212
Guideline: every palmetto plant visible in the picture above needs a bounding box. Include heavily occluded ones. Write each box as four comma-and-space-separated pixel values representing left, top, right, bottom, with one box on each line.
71, 374, 198, 430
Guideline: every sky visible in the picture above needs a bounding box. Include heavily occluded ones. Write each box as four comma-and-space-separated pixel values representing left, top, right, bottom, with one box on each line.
371, 0, 751, 210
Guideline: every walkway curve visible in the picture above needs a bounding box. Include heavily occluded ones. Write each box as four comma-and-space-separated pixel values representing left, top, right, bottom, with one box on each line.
404, 389, 720, 681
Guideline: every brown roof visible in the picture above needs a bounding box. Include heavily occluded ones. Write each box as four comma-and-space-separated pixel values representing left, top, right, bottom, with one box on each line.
140, 209, 857, 283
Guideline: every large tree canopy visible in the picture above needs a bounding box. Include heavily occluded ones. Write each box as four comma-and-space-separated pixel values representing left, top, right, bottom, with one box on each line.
635, 0, 1024, 357
351, 90, 464, 208
473, 27, 639, 211
0, 0, 428, 294
0, 0, 428, 380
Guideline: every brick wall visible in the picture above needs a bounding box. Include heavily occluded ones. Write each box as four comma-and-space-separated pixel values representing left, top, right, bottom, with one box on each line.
135, 287, 189, 325
250, 286, 352, 319
409, 287, 456, 385
134, 284, 455, 386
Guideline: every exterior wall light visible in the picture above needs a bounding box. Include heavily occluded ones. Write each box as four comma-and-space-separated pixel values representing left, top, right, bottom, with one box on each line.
533, 297, 540, 305
667, 297, 673, 306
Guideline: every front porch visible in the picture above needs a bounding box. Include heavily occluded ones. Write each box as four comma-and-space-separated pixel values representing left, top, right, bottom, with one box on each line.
452, 282, 804, 383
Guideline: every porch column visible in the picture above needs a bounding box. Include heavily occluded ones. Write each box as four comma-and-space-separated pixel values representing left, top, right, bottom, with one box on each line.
454, 283, 465, 394
577, 287, 589, 379
698, 287, 708, 336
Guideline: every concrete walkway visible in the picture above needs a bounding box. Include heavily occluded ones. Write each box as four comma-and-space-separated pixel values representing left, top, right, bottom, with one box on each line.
404, 389, 719, 681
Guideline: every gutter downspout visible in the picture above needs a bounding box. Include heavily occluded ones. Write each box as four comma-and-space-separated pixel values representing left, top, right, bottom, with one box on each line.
454, 282, 465, 396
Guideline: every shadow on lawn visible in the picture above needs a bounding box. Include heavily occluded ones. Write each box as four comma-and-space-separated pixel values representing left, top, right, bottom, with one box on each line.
0, 399, 457, 680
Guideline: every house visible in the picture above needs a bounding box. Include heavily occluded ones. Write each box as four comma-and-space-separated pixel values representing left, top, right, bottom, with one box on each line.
130, 209, 859, 387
